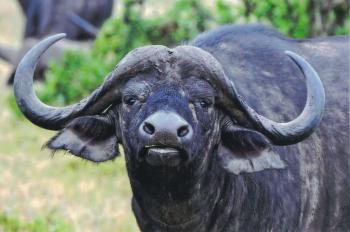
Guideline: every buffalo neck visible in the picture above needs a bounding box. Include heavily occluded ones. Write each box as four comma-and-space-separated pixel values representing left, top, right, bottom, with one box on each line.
127, 148, 235, 232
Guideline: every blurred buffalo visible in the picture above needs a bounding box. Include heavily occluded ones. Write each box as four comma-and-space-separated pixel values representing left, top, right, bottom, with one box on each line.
0, 0, 114, 84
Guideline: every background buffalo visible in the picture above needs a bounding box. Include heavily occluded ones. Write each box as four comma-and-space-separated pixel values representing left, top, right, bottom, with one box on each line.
0, 0, 114, 84
18, 0, 114, 39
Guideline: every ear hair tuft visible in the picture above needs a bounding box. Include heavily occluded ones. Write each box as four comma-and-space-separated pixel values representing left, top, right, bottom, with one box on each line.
45, 115, 119, 162
218, 118, 286, 175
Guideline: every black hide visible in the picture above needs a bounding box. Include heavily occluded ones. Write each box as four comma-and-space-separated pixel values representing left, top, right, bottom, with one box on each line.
190, 24, 350, 231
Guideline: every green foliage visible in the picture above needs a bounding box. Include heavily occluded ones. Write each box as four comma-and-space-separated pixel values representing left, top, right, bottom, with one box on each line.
39, 51, 110, 105
13, 0, 347, 106
0, 212, 73, 232
234, 0, 349, 38
235, 0, 310, 38
215, 0, 240, 24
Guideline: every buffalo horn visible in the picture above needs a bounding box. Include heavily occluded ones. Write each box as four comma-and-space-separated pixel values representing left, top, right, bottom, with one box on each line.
233, 51, 325, 145
13, 34, 117, 130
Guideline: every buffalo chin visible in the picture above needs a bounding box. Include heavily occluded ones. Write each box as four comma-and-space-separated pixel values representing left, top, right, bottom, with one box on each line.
143, 147, 186, 167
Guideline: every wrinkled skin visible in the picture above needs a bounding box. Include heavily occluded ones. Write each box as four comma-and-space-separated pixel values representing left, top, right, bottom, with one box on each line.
13, 25, 350, 232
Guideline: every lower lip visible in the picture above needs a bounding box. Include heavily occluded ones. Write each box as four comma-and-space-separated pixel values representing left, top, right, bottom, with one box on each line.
145, 147, 182, 166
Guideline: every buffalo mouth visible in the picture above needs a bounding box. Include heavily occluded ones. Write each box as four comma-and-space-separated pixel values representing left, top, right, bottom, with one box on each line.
142, 145, 186, 167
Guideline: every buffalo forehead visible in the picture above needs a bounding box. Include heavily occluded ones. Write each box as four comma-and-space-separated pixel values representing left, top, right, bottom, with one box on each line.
109, 45, 224, 105
117, 45, 220, 81
122, 72, 215, 101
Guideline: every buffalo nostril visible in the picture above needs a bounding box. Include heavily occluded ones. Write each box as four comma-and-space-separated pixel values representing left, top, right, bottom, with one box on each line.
177, 125, 189, 137
143, 122, 155, 135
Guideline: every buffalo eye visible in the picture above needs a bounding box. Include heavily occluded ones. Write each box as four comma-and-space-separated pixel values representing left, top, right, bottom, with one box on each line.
198, 99, 213, 109
123, 96, 138, 106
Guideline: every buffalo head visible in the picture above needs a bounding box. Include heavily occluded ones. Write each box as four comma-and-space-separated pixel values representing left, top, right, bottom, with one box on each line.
14, 34, 325, 175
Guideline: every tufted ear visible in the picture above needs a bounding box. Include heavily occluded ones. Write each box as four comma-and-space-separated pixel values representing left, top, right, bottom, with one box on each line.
46, 115, 119, 162
217, 120, 286, 175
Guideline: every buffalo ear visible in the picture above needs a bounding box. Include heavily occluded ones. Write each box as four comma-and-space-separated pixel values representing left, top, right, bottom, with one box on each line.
46, 115, 119, 162
218, 122, 286, 175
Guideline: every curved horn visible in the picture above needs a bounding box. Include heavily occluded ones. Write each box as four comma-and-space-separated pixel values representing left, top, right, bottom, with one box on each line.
169, 46, 325, 146
14, 34, 116, 130
235, 51, 325, 145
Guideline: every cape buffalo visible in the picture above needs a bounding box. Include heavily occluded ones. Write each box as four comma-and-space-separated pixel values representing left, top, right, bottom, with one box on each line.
1, 0, 114, 84
17, 0, 114, 40
13, 24, 349, 231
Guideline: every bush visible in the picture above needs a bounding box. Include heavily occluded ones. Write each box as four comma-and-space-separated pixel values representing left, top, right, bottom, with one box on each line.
13, 0, 348, 106
39, 51, 110, 105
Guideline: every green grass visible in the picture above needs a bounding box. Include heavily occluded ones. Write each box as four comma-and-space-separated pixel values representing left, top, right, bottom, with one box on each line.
0, 212, 73, 232
0, 88, 139, 232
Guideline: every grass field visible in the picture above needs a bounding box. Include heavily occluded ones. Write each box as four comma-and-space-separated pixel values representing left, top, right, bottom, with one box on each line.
0, 1, 138, 231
